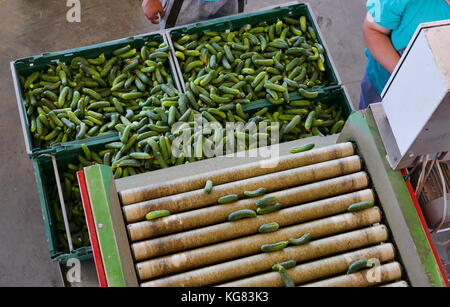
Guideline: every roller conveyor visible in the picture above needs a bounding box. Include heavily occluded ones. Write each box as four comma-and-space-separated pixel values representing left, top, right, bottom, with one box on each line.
77, 111, 448, 287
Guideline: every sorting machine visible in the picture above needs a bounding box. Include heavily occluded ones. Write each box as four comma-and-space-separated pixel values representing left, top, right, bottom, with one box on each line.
76, 20, 450, 287
77, 110, 445, 287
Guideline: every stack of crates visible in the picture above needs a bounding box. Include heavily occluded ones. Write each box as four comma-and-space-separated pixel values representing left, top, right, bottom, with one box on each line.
11, 3, 353, 263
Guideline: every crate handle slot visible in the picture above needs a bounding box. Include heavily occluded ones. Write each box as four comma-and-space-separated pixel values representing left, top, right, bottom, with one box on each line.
42, 154, 74, 252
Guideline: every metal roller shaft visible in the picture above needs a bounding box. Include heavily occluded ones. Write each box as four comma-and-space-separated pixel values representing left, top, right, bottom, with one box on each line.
379, 281, 409, 287
120, 142, 355, 205
131, 174, 370, 260
218, 244, 395, 287
300, 262, 403, 287
135, 208, 382, 279
123, 156, 363, 223
140, 225, 388, 287
128, 188, 374, 242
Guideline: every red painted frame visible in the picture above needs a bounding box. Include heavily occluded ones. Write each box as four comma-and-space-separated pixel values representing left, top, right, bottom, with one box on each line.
401, 169, 449, 287
77, 170, 108, 287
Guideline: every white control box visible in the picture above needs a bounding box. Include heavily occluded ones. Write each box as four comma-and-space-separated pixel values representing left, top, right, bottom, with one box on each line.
381, 20, 450, 169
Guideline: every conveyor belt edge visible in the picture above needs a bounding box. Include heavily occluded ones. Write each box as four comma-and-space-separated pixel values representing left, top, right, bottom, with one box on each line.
337, 110, 447, 287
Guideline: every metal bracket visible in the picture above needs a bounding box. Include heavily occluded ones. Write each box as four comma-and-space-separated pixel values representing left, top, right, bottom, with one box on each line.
369, 103, 417, 170
42, 154, 74, 252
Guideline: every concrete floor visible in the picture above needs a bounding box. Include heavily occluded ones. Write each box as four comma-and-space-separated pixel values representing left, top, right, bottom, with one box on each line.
0, 0, 366, 286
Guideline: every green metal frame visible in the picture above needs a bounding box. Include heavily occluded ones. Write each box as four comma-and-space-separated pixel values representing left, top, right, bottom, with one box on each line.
338, 110, 446, 287
84, 165, 138, 287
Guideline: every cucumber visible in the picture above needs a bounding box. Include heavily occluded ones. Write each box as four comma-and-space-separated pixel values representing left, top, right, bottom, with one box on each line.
272, 259, 297, 271
278, 268, 295, 287
256, 196, 278, 208
81, 144, 92, 160
290, 143, 315, 154
271, 265, 295, 287
288, 233, 311, 246
218, 194, 239, 204
244, 187, 266, 198
113, 45, 131, 56
347, 259, 377, 274
257, 203, 283, 215
146, 209, 171, 221
299, 88, 319, 99
300, 16, 307, 32
258, 222, 280, 233
261, 241, 289, 253
304, 111, 316, 132
204, 180, 214, 194
331, 120, 345, 134
228, 209, 257, 221
282, 115, 301, 134
347, 200, 374, 212
129, 152, 153, 160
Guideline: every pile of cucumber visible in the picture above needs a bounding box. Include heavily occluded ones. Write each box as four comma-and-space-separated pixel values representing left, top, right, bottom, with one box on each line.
172, 16, 345, 142
175, 16, 328, 106
21, 41, 177, 150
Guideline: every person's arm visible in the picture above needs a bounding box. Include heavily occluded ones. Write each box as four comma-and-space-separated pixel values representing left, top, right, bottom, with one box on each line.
142, 0, 165, 24
363, 12, 400, 74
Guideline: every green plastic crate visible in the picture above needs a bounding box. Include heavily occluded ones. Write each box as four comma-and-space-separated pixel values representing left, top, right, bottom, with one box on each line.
11, 31, 180, 158
32, 139, 118, 263
167, 2, 341, 95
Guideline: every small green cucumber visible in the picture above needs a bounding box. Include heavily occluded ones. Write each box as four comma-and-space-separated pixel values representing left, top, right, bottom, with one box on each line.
330, 120, 345, 134
218, 194, 239, 204
261, 240, 289, 252
257, 203, 283, 215
299, 88, 319, 99
288, 233, 311, 246
129, 152, 153, 160
258, 222, 280, 233
290, 143, 315, 154
244, 187, 267, 198
228, 209, 257, 221
347, 200, 374, 212
272, 259, 297, 271
277, 267, 295, 287
347, 259, 377, 274
146, 209, 171, 221
204, 180, 214, 194
256, 196, 278, 208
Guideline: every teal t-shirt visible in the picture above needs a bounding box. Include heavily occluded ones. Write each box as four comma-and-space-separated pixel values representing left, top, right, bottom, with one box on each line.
365, 0, 450, 94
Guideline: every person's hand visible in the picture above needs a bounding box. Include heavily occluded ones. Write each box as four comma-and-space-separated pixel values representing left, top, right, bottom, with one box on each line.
142, 0, 165, 24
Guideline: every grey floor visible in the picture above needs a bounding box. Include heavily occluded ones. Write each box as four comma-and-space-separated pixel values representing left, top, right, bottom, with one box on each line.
0, 0, 367, 286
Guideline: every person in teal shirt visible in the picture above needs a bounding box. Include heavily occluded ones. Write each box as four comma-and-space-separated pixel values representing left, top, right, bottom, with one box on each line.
142, 0, 244, 28
360, 0, 450, 109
